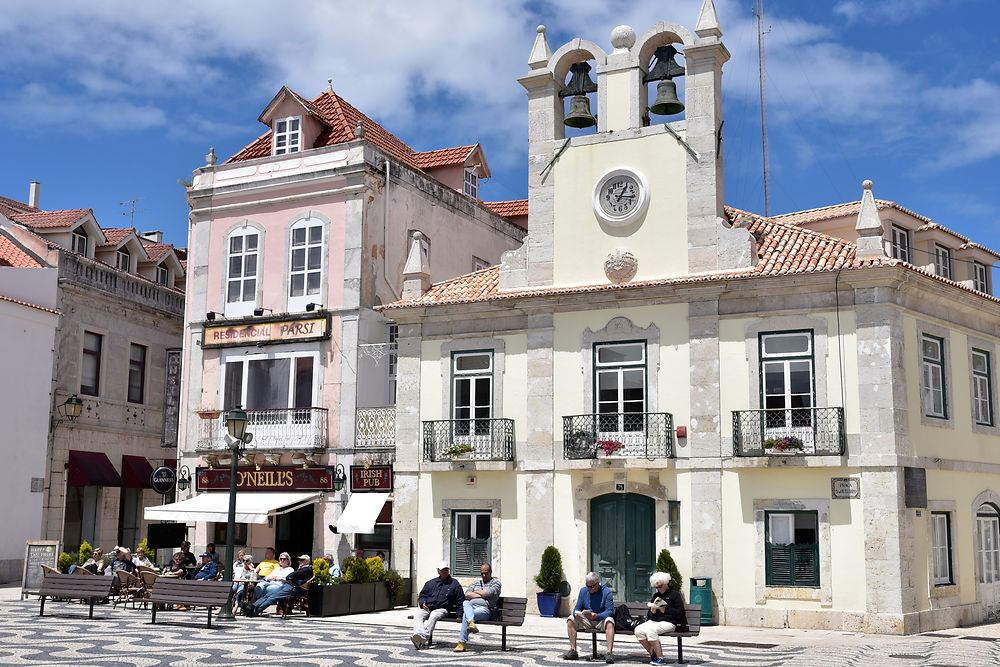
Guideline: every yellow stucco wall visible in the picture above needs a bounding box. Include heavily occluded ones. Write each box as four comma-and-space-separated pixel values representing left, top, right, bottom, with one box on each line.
551, 132, 688, 286
602, 69, 631, 131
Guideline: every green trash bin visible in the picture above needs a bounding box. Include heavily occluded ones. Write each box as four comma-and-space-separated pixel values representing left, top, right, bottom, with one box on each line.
689, 577, 714, 625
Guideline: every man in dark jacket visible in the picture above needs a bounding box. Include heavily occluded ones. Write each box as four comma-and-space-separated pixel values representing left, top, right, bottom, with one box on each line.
411, 560, 463, 649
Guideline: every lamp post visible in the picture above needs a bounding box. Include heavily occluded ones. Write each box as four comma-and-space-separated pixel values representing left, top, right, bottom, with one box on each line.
217, 405, 250, 621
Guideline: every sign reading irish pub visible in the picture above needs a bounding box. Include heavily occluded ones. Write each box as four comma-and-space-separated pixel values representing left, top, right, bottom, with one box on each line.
202, 314, 330, 349
196, 467, 332, 491
351, 465, 392, 492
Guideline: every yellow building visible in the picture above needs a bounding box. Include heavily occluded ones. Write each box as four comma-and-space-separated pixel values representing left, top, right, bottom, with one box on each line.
381, 2, 1000, 634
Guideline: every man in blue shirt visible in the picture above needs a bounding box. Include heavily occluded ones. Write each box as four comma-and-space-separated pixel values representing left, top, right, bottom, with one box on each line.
192, 552, 219, 580
564, 572, 616, 663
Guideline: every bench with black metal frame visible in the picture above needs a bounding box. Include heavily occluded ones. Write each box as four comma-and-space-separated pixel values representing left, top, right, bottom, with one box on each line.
37, 573, 115, 620
578, 602, 701, 664
147, 578, 233, 628
413, 596, 528, 651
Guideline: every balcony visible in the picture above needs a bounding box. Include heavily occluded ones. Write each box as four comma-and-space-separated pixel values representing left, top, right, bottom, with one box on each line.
356, 407, 396, 450
422, 419, 515, 462
563, 412, 674, 460
732, 407, 845, 456
196, 408, 328, 451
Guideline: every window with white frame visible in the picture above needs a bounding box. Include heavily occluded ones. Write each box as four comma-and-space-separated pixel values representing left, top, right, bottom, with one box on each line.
765, 511, 819, 587
451, 510, 490, 576
922, 335, 947, 419
288, 218, 323, 310
760, 331, 814, 433
931, 512, 954, 586
974, 262, 991, 294
972, 349, 994, 426
387, 323, 398, 405
274, 116, 301, 155
594, 341, 647, 434
977, 504, 1000, 584
890, 226, 910, 262
225, 228, 259, 316
463, 168, 478, 199
115, 247, 130, 271
452, 351, 492, 437
156, 265, 169, 286
934, 245, 953, 280
71, 227, 88, 256
473, 256, 490, 272
222, 352, 316, 413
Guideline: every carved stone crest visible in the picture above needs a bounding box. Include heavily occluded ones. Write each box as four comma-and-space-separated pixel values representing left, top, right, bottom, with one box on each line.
604, 248, 638, 283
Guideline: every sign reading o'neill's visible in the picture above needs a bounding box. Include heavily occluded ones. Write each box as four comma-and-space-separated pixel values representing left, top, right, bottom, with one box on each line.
202, 313, 331, 349
197, 467, 332, 491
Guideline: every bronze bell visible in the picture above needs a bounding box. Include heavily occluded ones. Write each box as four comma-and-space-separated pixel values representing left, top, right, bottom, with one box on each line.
650, 79, 684, 116
564, 94, 596, 128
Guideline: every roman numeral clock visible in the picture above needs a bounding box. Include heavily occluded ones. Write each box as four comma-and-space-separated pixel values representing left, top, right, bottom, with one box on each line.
593, 167, 650, 227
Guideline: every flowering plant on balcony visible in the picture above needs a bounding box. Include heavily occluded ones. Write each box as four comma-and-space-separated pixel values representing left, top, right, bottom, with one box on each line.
444, 443, 475, 458
597, 439, 624, 456
763, 436, 804, 452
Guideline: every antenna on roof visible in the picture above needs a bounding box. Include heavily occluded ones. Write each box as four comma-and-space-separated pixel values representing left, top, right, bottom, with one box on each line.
119, 198, 146, 227
754, 0, 772, 217
327, 78, 334, 92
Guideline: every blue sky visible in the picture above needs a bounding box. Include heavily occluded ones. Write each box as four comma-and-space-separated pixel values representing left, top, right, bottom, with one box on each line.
2, 0, 999, 261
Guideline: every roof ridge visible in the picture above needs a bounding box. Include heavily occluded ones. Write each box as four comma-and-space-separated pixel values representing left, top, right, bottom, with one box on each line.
727, 206, 857, 248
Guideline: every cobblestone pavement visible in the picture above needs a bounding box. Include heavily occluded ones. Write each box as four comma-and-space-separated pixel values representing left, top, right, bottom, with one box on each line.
2, 596, 1000, 666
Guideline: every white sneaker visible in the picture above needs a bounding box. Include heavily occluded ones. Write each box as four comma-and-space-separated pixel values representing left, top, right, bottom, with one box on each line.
411, 633, 427, 649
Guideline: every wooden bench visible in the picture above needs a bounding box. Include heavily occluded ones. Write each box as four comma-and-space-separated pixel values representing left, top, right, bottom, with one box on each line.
415, 596, 528, 651
37, 573, 115, 619
580, 602, 701, 664
147, 578, 233, 628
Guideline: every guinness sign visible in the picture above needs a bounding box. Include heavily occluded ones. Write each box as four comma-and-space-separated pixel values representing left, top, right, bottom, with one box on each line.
151, 466, 177, 495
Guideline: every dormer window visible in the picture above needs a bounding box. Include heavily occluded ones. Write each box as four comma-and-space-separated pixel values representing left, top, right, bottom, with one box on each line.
889, 226, 910, 262
156, 265, 170, 286
463, 168, 478, 199
974, 262, 991, 294
934, 245, 953, 280
71, 227, 88, 256
274, 116, 301, 155
116, 247, 131, 272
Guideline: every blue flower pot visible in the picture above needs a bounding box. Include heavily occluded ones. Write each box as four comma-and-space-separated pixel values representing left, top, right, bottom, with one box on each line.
536, 591, 561, 617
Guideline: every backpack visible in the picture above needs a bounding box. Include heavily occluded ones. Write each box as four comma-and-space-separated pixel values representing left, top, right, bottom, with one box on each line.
613, 604, 640, 632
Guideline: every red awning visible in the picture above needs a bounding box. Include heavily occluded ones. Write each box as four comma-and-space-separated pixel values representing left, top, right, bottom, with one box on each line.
121, 455, 154, 488
67, 450, 123, 487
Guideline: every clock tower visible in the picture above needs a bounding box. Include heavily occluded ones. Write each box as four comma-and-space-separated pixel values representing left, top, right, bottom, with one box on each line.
501, 0, 755, 291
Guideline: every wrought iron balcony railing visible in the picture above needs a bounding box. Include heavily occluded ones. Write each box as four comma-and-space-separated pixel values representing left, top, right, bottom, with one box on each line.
356, 407, 396, 450
196, 407, 328, 451
422, 419, 515, 462
562, 412, 674, 460
732, 407, 845, 456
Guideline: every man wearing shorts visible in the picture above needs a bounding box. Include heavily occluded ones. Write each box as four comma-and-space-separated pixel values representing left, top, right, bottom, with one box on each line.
564, 571, 616, 663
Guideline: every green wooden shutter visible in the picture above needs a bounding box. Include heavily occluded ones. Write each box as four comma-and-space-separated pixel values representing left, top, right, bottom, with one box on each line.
453, 538, 489, 576
792, 544, 819, 586
766, 543, 793, 586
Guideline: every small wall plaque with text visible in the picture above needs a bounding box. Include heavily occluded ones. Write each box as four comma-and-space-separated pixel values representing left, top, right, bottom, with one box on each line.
831, 477, 860, 499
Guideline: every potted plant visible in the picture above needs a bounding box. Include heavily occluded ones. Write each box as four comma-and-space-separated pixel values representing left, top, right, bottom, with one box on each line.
443, 443, 475, 458
534, 546, 564, 617
596, 439, 624, 456
343, 556, 376, 613
656, 548, 683, 591
763, 436, 804, 454
308, 558, 351, 616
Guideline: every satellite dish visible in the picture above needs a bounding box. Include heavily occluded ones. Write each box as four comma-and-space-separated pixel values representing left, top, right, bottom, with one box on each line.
243, 433, 254, 444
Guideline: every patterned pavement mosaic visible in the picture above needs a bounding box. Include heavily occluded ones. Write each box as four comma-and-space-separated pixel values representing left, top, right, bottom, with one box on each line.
2, 596, 1000, 666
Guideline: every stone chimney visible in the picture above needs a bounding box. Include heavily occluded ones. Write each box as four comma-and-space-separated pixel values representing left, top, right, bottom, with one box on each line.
401, 231, 430, 299
142, 230, 164, 244
855, 179, 886, 258
28, 181, 40, 209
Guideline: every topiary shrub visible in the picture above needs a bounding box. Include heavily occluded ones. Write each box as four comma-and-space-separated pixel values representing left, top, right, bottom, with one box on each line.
534, 546, 563, 593
313, 557, 332, 585
656, 548, 683, 591
343, 556, 371, 583
384, 568, 404, 604
366, 556, 385, 582
57, 552, 75, 573
78, 541, 93, 565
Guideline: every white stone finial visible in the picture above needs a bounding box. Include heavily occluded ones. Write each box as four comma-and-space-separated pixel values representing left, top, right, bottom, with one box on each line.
402, 231, 431, 298
528, 24, 552, 69
205, 147, 217, 166
695, 0, 723, 38
855, 178, 885, 258
327, 78, 334, 92
354, 121, 366, 140
610, 25, 636, 52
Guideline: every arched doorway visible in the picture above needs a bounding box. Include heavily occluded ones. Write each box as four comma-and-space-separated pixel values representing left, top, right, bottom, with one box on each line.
590, 493, 655, 601
976, 502, 1000, 617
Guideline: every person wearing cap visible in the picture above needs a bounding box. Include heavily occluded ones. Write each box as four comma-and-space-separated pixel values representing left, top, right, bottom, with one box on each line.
242, 554, 312, 617
108, 547, 135, 576
179, 541, 197, 567
411, 560, 463, 649
192, 552, 219, 580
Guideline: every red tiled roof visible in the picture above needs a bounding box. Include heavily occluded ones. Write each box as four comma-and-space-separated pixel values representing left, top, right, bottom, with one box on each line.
0, 293, 60, 316
0, 232, 43, 268
0, 195, 38, 219
413, 145, 476, 169
484, 199, 528, 218
228, 89, 422, 169
10, 208, 91, 229
98, 227, 135, 247
142, 243, 173, 263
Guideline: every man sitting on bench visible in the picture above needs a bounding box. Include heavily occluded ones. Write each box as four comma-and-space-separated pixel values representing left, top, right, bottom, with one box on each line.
454, 562, 501, 653
564, 571, 616, 663
411, 560, 463, 649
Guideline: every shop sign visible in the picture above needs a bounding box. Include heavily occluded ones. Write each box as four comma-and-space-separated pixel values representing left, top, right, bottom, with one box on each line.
196, 466, 332, 491
831, 477, 861, 499
151, 466, 177, 494
202, 315, 329, 349
351, 465, 392, 492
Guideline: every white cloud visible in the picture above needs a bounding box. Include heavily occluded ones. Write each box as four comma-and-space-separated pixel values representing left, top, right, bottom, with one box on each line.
833, 0, 942, 24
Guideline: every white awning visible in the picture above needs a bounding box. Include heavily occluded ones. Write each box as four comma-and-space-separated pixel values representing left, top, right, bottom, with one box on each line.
336, 492, 390, 534
143, 492, 321, 524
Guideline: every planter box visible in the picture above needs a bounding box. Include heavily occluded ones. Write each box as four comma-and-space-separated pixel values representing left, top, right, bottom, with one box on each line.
348, 582, 375, 614
308, 584, 351, 616
374, 581, 392, 610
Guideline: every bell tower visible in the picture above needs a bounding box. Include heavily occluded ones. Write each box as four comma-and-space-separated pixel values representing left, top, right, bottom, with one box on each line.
501, 0, 755, 291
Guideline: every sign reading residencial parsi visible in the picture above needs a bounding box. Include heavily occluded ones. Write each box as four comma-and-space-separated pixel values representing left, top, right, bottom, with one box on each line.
201, 314, 330, 348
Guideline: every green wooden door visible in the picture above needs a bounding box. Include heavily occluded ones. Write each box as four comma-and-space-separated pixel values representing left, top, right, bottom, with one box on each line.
590, 493, 655, 602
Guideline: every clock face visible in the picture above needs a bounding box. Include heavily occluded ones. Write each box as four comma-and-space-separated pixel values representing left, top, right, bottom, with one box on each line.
599, 175, 640, 217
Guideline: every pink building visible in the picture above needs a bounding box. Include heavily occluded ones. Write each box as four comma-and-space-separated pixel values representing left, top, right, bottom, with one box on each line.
166, 85, 525, 564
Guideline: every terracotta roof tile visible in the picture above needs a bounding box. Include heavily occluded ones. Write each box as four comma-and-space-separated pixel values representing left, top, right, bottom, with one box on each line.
0, 232, 44, 268
412, 145, 476, 169
142, 243, 173, 262
98, 227, 135, 246
0, 195, 38, 219
484, 199, 528, 218
10, 208, 91, 229
0, 293, 60, 316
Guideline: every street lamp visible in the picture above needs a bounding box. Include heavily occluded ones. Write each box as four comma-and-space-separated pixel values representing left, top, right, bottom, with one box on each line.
332, 464, 347, 492
57, 394, 83, 422
176, 465, 192, 492
218, 405, 251, 621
